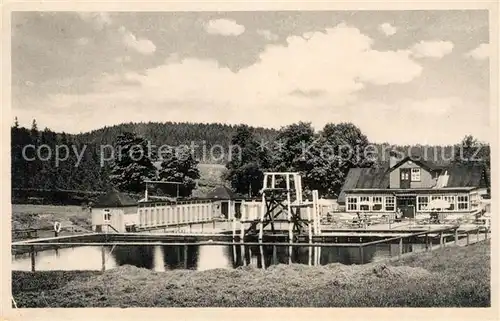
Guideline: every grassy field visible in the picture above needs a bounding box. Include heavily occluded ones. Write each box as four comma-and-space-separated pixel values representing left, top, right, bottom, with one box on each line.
11, 240, 490, 308
12, 204, 92, 239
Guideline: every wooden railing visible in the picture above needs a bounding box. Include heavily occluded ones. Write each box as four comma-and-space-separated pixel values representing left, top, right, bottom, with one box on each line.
355, 225, 491, 264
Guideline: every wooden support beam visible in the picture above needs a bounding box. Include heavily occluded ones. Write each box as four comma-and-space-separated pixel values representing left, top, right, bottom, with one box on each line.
101, 246, 106, 271
398, 237, 403, 260
183, 245, 188, 269
30, 246, 36, 272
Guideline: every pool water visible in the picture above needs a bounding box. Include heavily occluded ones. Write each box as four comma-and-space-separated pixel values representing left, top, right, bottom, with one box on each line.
11, 242, 423, 271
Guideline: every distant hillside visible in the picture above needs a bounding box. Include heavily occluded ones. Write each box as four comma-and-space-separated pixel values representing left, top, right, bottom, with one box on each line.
74, 121, 278, 160
11, 120, 490, 203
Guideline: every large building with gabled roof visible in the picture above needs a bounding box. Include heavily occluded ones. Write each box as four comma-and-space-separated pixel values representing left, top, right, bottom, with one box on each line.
338, 153, 489, 218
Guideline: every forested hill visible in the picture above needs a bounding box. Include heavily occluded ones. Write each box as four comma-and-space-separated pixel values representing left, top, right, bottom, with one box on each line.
74, 122, 279, 147
11, 119, 490, 203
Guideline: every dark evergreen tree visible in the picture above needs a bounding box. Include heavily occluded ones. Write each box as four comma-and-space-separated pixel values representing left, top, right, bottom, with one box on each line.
314, 122, 374, 197
226, 125, 270, 196
158, 146, 200, 197
108, 132, 157, 193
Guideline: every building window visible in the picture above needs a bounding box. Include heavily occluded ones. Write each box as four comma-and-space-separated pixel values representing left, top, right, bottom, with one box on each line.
373, 196, 383, 211
443, 196, 456, 210
103, 209, 111, 222
385, 196, 395, 211
418, 196, 429, 211
359, 196, 370, 211
431, 195, 442, 200
411, 168, 421, 182
458, 195, 469, 210
347, 197, 358, 211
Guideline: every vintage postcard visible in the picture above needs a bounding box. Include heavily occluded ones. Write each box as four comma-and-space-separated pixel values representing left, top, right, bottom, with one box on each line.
1, 1, 498, 320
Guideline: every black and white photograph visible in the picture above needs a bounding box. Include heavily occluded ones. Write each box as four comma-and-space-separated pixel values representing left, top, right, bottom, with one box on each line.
2, 3, 497, 315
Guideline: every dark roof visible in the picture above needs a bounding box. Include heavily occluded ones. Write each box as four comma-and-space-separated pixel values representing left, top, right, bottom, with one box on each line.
338, 167, 389, 203
390, 156, 442, 172
338, 162, 488, 204
445, 163, 489, 188
94, 189, 138, 208
206, 185, 235, 200
387, 148, 452, 167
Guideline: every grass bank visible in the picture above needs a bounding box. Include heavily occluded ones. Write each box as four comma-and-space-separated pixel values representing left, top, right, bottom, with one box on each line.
12, 241, 490, 307
12, 204, 92, 242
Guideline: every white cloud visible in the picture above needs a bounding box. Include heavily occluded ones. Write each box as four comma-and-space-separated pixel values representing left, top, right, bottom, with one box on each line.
26, 24, 425, 136
403, 97, 462, 115
257, 29, 278, 41
119, 26, 156, 55
76, 37, 90, 46
77, 12, 112, 30
465, 43, 489, 60
342, 97, 488, 145
204, 19, 245, 36
410, 40, 454, 58
115, 56, 131, 63
378, 23, 397, 36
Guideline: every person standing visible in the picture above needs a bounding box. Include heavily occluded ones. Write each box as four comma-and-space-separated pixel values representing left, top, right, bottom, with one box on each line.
395, 208, 403, 222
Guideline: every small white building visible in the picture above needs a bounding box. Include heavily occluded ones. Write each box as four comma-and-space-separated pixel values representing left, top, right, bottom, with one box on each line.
92, 189, 139, 233
206, 185, 245, 219
92, 188, 228, 232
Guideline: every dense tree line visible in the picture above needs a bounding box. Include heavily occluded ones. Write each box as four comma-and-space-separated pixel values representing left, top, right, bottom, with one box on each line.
11, 119, 490, 202
11, 118, 110, 193
225, 123, 491, 198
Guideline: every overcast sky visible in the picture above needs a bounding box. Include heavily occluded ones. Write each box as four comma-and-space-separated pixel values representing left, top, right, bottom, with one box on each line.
12, 10, 490, 145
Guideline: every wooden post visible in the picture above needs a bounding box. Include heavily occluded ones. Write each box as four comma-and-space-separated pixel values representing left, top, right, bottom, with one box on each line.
232, 214, 237, 265
183, 245, 188, 269
359, 246, 364, 264
101, 246, 106, 271
240, 203, 248, 266
477, 228, 480, 243
307, 206, 312, 266
466, 231, 470, 246
176, 246, 181, 266
272, 245, 278, 265
30, 246, 36, 272
398, 237, 403, 259
425, 233, 429, 252
246, 246, 252, 266
454, 228, 458, 245
440, 232, 443, 248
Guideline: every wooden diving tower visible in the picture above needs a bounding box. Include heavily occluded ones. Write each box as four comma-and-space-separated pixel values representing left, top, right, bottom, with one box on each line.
237, 172, 322, 267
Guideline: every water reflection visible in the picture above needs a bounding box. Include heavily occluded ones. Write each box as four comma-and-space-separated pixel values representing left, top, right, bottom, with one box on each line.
11, 243, 423, 272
